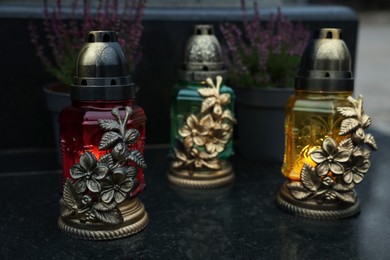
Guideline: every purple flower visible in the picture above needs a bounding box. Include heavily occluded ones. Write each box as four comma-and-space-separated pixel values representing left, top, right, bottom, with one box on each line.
28, 0, 145, 85
219, 1, 310, 88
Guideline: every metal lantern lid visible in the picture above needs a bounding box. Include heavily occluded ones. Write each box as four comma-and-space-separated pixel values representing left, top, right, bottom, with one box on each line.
179, 24, 227, 82
71, 31, 135, 101
295, 28, 354, 91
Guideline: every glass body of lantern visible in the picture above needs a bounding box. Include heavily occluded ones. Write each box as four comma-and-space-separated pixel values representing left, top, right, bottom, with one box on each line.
282, 91, 354, 181
60, 100, 146, 197
170, 80, 235, 159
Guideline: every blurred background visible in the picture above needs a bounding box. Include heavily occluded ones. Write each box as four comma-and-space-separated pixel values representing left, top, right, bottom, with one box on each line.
0, 0, 388, 170
2, 0, 390, 8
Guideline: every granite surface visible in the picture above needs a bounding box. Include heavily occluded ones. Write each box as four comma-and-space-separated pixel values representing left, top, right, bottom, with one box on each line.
0, 131, 389, 259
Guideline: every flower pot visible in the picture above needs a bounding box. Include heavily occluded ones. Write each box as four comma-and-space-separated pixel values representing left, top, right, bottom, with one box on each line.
43, 83, 71, 164
234, 87, 293, 163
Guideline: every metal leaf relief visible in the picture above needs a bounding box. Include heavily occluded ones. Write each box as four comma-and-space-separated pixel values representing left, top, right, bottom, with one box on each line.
92, 207, 123, 225
334, 191, 356, 204
125, 129, 141, 144
300, 163, 320, 192
60, 106, 146, 226
197, 88, 215, 96
337, 107, 357, 117
339, 138, 354, 150
127, 150, 147, 169
99, 154, 115, 170
288, 95, 377, 204
171, 75, 236, 172
339, 118, 360, 135
361, 114, 372, 128
201, 97, 217, 113
93, 201, 117, 211
98, 119, 121, 131
63, 179, 84, 212
99, 131, 122, 150
287, 182, 312, 200
364, 134, 377, 150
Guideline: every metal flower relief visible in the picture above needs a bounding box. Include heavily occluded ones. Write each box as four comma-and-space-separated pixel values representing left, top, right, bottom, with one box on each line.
171, 76, 236, 172
70, 151, 109, 193
60, 106, 146, 226
287, 95, 377, 204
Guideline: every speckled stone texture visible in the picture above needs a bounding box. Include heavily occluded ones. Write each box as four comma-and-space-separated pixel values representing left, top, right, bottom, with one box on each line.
0, 130, 389, 259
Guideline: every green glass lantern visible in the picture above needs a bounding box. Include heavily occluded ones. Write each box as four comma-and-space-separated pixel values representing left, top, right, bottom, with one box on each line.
168, 24, 236, 188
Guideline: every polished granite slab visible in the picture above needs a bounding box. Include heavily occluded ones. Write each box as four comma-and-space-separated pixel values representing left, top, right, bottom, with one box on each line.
0, 131, 389, 259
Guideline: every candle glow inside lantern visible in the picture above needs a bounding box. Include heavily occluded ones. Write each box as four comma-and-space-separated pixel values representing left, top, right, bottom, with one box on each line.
58, 31, 148, 239
277, 28, 377, 219
168, 25, 236, 188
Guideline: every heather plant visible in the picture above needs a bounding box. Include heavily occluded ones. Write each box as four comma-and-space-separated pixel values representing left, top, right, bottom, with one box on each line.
219, 1, 310, 88
29, 0, 145, 86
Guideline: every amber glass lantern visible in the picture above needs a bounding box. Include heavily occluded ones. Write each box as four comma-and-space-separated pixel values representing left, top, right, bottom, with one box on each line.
58, 31, 148, 239
168, 25, 236, 188
277, 28, 377, 219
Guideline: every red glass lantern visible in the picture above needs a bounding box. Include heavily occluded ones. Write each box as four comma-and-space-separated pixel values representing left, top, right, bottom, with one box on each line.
58, 31, 148, 239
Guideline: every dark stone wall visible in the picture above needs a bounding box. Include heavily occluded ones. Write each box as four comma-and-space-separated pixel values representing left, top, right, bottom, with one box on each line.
0, 17, 55, 149
0, 5, 358, 149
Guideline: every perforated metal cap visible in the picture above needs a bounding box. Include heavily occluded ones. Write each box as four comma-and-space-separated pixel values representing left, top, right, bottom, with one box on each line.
295, 28, 354, 91
71, 30, 135, 101
179, 24, 226, 82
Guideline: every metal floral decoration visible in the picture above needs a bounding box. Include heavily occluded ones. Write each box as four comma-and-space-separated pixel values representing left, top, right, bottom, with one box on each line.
171, 76, 236, 172
169, 75, 236, 188
287, 96, 376, 205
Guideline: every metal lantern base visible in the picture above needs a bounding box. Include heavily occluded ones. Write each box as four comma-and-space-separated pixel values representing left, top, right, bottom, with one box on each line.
58, 198, 148, 240
276, 182, 360, 219
167, 160, 234, 189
